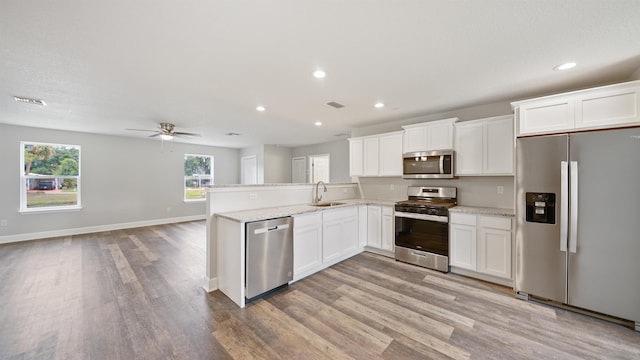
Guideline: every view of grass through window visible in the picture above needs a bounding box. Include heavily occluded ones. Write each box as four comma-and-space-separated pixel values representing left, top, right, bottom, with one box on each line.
184, 154, 213, 201
21, 142, 80, 210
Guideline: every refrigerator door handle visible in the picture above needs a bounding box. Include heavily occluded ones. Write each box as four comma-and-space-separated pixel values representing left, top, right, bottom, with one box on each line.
569, 161, 579, 253
560, 161, 569, 252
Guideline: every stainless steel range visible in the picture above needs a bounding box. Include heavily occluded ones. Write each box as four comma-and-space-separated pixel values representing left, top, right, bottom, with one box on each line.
394, 186, 457, 272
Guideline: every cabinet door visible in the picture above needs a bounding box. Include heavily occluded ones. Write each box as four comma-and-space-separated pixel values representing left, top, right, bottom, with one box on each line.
342, 214, 359, 254
449, 223, 476, 270
366, 205, 382, 248
358, 206, 367, 248
428, 121, 454, 150
322, 217, 343, 263
575, 86, 640, 130
517, 98, 574, 136
454, 121, 483, 175
478, 228, 511, 279
484, 116, 514, 175
363, 137, 379, 176
378, 132, 403, 176
381, 208, 394, 251
403, 126, 427, 153
349, 138, 364, 176
293, 213, 323, 280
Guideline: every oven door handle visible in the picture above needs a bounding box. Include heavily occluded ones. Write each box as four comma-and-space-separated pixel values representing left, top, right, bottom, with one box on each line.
395, 211, 448, 223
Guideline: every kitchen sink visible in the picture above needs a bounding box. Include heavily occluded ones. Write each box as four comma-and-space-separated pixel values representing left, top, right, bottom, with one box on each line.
310, 202, 345, 207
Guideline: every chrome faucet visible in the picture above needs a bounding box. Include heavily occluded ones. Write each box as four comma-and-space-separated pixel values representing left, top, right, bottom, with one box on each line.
313, 181, 327, 204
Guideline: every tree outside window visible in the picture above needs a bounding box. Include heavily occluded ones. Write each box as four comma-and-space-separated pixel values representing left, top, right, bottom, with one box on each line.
20, 142, 81, 211
184, 154, 213, 201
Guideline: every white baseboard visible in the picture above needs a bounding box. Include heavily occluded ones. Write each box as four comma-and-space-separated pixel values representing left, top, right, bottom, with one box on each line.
0, 214, 206, 245
203, 276, 218, 292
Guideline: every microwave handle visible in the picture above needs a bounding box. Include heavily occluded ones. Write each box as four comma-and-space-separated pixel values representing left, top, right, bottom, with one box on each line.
439, 156, 444, 174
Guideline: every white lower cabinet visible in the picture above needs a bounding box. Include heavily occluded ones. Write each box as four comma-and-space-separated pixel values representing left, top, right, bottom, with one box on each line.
450, 212, 513, 285
293, 206, 361, 282
322, 207, 358, 263
293, 212, 323, 281
366, 205, 394, 252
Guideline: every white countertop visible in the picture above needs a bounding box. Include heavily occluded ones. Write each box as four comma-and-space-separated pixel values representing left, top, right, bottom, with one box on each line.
216, 198, 396, 222
449, 206, 515, 217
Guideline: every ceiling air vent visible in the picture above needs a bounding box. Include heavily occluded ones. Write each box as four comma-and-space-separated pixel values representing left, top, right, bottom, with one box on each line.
225, 132, 240, 136
14, 96, 47, 106
326, 101, 345, 109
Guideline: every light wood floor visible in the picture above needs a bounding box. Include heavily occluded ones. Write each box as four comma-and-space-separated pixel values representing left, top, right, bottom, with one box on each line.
1, 221, 638, 359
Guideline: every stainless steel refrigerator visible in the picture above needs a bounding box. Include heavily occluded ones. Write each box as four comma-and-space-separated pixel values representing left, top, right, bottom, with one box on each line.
516, 127, 640, 331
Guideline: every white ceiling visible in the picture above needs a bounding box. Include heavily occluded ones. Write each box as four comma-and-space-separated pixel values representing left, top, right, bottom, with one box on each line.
1, 0, 640, 148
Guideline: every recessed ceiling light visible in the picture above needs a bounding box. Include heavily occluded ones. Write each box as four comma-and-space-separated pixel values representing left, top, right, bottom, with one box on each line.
374, 102, 385, 108
14, 96, 47, 106
314, 121, 322, 126
554, 62, 577, 71
256, 105, 266, 112
313, 70, 326, 79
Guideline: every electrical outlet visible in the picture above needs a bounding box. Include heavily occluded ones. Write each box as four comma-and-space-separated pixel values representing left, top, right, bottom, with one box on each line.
0, 219, 7, 227
249, 193, 258, 200
497, 186, 504, 194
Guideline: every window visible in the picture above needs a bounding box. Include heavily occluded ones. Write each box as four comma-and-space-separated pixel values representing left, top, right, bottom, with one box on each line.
20, 141, 81, 212
184, 154, 213, 201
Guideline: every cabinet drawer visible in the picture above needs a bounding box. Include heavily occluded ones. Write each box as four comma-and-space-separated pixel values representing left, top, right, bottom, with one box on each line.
479, 216, 512, 231
322, 206, 357, 222
382, 206, 393, 216
294, 212, 322, 228
450, 213, 477, 226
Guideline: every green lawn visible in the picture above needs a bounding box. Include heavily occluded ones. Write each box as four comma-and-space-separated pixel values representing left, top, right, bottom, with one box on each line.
185, 188, 206, 200
27, 191, 78, 208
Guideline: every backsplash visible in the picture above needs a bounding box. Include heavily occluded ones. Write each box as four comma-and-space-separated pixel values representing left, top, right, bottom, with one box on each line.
357, 176, 514, 209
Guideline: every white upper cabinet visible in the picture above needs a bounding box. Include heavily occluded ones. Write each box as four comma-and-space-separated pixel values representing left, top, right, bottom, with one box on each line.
402, 118, 456, 153
512, 80, 640, 136
378, 132, 403, 176
454, 115, 514, 176
348, 138, 363, 177
350, 131, 403, 177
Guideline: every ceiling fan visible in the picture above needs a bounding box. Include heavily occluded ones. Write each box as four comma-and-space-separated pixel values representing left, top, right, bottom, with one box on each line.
126, 122, 200, 140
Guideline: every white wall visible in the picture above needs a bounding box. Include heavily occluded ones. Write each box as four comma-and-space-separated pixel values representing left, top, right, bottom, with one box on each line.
264, 145, 292, 183
291, 139, 350, 183
0, 124, 239, 242
351, 101, 513, 137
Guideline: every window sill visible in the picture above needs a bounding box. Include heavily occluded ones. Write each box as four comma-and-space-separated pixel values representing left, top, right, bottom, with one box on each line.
20, 206, 83, 214
184, 199, 206, 203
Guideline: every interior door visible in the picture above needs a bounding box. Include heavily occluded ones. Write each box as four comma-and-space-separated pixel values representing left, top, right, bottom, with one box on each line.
515, 134, 568, 303
309, 154, 330, 183
291, 156, 306, 183
568, 128, 640, 322
241, 155, 258, 184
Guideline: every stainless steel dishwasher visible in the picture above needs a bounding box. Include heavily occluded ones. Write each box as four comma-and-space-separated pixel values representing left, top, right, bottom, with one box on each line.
245, 217, 294, 300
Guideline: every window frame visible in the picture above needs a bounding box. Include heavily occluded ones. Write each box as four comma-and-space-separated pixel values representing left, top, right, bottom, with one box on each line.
19, 141, 82, 213
184, 153, 214, 202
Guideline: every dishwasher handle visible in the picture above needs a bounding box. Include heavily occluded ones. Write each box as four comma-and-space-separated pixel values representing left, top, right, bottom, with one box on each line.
253, 223, 290, 235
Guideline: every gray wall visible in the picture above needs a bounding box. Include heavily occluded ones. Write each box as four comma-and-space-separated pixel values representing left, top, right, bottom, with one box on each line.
292, 139, 350, 183
264, 145, 292, 183
0, 124, 239, 239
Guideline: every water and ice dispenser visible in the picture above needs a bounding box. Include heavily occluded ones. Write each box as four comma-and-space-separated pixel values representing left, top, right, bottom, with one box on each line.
525, 192, 556, 224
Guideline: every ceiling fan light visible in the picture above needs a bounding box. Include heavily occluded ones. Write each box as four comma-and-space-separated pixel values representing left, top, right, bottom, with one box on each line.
160, 134, 174, 140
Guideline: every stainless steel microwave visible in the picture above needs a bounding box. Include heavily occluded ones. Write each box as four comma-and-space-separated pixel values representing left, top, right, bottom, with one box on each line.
403, 150, 454, 179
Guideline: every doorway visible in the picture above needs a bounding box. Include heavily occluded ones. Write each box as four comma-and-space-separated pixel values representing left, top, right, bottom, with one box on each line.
241, 155, 258, 184
291, 157, 307, 183
308, 154, 330, 183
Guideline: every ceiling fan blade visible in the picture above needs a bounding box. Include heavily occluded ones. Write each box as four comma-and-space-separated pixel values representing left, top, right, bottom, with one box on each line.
148, 133, 162, 137
173, 131, 201, 137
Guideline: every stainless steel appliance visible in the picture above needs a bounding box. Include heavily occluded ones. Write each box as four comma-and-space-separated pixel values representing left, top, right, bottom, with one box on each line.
395, 186, 457, 272
245, 217, 293, 300
403, 150, 454, 179
516, 127, 640, 331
